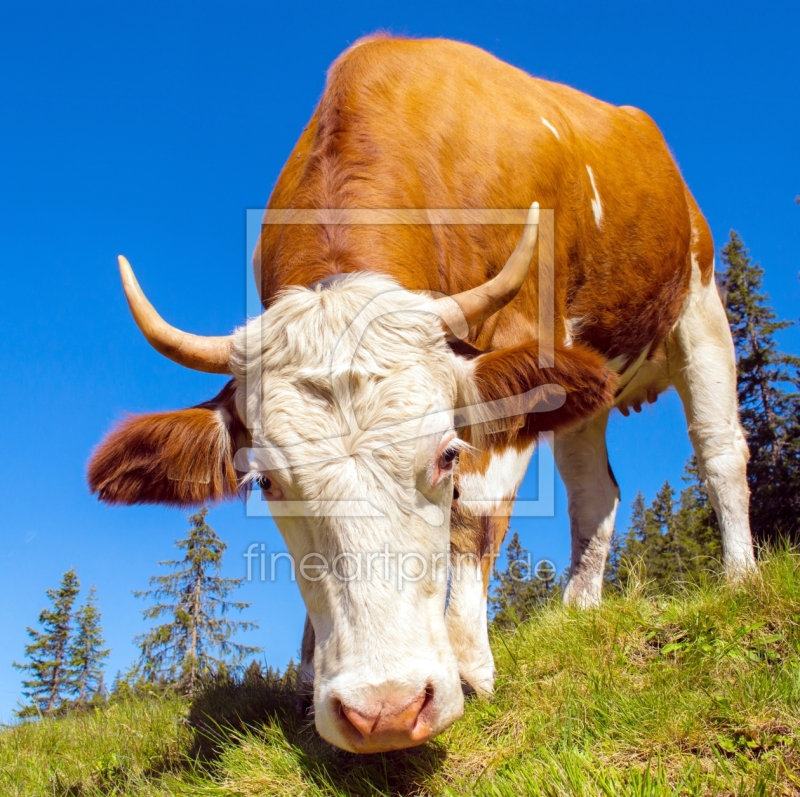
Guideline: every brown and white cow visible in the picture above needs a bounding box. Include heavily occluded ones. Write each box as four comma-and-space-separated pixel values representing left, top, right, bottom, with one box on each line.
88, 36, 755, 753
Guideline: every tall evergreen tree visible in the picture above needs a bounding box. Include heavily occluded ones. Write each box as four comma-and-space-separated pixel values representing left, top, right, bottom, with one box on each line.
646, 482, 677, 586
14, 569, 80, 717
67, 586, 110, 708
604, 527, 624, 589
672, 456, 723, 577
613, 491, 648, 586
609, 466, 723, 593
491, 532, 557, 628
720, 231, 800, 544
612, 490, 667, 588
135, 508, 261, 697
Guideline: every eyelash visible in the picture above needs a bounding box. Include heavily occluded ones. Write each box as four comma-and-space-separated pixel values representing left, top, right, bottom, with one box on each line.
438, 444, 460, 472
256, 474, 272, 492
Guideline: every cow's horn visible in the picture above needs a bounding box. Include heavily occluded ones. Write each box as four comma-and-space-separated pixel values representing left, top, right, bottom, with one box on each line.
437, 202, 539, 338
117, 255, 233, 374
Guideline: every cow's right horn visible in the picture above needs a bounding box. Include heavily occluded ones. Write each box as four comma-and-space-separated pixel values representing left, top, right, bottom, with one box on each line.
118, 256, 233, 375
436, 201, 539, 339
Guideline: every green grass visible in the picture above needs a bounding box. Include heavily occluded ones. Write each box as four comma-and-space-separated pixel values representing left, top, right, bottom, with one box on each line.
3, 551, 800, 796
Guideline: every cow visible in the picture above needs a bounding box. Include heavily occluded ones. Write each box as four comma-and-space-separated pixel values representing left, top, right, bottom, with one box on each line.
88, 35, 755, 753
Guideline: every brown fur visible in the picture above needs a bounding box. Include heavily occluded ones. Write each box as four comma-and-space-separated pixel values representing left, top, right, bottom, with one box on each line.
246, 35, 706, 577
88, 381, 249, 506
472, 341, 618, 443
449, 496, 513, 592
93, 36, 703, 534
258, 37, 701, 365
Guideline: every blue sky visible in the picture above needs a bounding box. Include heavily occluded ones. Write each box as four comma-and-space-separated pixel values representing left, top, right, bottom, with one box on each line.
1, 1, 798, 722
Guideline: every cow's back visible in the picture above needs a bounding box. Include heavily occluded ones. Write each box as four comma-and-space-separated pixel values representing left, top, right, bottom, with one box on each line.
256, 36, 699, 361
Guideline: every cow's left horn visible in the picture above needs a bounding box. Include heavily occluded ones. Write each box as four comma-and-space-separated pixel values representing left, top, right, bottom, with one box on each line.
117, 256, 233, 374
436, 202, 539, 338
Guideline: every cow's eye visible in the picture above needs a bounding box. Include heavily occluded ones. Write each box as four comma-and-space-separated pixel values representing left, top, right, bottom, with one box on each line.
255, 472, 284, 501
438, 445, 459, 472
256, 474, 272, 492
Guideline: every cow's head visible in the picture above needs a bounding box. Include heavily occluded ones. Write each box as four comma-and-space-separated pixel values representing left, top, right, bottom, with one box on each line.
89, 205, 615, 752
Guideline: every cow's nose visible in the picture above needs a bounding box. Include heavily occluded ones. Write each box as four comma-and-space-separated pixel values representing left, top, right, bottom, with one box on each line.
335, 685, 435, 751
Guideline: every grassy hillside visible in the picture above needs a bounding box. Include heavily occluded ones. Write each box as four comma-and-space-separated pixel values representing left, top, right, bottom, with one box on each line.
3, 552, 799, 797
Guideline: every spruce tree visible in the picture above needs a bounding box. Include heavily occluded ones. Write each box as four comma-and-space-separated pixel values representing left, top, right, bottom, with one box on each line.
67, 586, 110, 708
609, 462, 728, 591
135, 508, 261, 697
14, 569, 80, 717
613, 489, 670, 589
491, 532, 557, 628
604, 525, 626, 589
612, 492, 649, 587
720, 231, 800, 544
109, 662, 150, 700
672, 457, 723, 580
646, 482, 676, 587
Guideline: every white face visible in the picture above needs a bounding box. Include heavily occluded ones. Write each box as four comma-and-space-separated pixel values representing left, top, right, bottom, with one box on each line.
230, 274, 480, 752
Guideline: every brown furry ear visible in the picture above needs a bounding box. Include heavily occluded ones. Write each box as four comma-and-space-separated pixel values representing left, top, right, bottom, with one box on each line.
472, 341, 617, 438
88, 381, 250, 507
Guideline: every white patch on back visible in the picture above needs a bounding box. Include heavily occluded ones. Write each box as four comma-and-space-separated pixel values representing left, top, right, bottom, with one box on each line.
585, 165, 603, 227
458, 442, 536, 515
541, 117, 560, 139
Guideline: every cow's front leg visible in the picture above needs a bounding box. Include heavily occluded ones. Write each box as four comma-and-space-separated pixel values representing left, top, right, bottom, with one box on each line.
553, 410, 619, 608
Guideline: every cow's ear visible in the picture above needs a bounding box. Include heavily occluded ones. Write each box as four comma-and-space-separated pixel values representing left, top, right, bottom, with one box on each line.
471, 341, 617, 437
88, 380, 250, 507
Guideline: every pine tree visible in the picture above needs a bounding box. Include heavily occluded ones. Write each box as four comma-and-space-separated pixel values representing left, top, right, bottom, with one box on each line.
609, 461, 729, 591
491, 532, 557, 628
612, 488, 672, 589
612, 492, 649, 588
109, 662, 148, 700
13, 569, 80, 717
672, 457, 723, 580
135, 508, 261, 697
67, 586, 110, 709
604, 525, 626, 589
490, 532, 530, 626
720, 231, 800, 544
606, 232, 799, 587
646, 482, 676, 587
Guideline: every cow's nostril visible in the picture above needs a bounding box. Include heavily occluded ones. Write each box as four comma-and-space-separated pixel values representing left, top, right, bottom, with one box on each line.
339, 701, 377, 739
336, 686, 433, 746
418, 683, 435, 726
